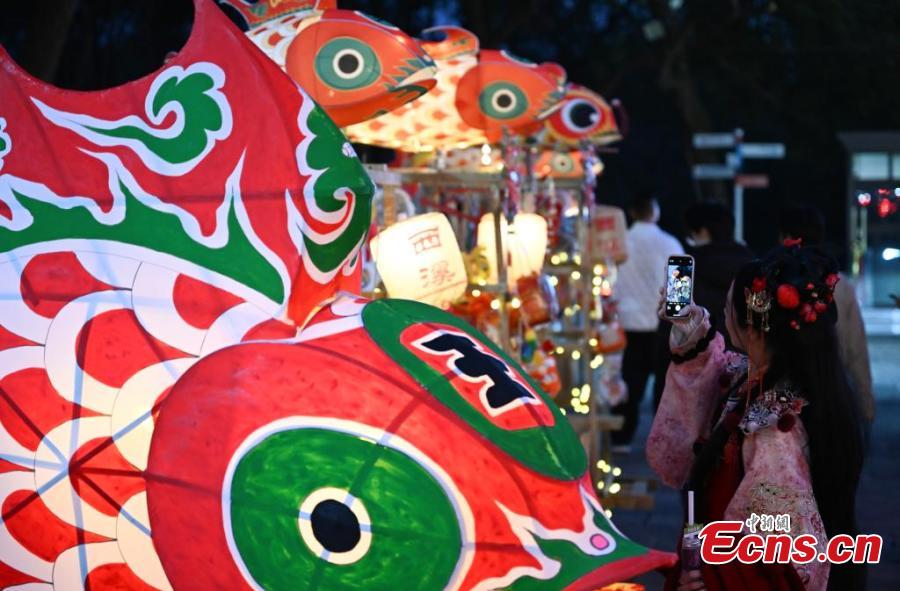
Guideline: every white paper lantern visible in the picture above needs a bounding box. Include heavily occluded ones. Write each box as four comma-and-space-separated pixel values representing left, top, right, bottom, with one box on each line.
370, 212, 468, 308
477, 213, 548, 286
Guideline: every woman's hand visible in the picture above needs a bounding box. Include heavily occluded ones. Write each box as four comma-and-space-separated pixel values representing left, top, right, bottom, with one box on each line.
657, 288, 704, 325
677, 569, 706, 591
658, 288, 708, 350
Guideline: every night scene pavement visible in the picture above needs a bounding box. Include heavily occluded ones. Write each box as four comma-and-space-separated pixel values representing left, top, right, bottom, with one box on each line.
612, 335, 900, 590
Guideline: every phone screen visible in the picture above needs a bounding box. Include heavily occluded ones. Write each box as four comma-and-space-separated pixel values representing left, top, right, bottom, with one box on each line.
665, 256, 694, 317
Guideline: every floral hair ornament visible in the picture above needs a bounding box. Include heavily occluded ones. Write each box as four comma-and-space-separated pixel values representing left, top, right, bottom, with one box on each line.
774, 240, 841, 330
745, 276, 772, 332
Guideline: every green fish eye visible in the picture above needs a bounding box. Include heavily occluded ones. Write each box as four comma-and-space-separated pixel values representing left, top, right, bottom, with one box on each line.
315, 37, 381, 90
226, 425, 464, 590
479, 82, 528, 120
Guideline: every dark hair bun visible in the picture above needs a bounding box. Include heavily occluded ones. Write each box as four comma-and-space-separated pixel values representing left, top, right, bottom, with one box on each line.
734, 244, 840, 338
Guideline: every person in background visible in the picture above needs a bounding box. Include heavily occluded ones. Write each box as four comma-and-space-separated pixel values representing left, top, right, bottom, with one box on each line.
612, 194, 684, 452
778, 204, 875, 426
680, 201, 754, 353
649, 200, 753, 414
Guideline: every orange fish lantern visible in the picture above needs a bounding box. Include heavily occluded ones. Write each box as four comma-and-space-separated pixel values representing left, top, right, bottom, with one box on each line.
531, 84, 620, 181
220, 0, 437, 126
345, 26, 567, 152
544, 84, 621, 147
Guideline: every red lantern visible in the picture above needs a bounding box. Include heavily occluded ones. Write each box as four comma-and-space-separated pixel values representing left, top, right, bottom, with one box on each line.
877, 196, 897, 218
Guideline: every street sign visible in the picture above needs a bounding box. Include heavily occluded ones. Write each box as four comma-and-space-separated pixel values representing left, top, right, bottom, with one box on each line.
740, 143, 786, 159
692, 131, 783, 243
692, 164, 736, 180
735, 174, 770, 189
693, 133, 736, 149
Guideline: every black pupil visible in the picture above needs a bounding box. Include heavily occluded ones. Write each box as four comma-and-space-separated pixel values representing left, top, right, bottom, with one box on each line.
338, 54, 360, 74
496, 92, 513, 108
570, 103, 596, 128
310, 499, 361, 553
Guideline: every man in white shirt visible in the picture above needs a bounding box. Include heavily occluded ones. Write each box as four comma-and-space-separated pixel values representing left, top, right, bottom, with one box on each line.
611, 195, 684, 451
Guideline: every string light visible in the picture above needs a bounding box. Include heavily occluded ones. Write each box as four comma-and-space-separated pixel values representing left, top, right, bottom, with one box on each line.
571, 350, 581, 360
548, 275, 559, 286
550, 254, 560, 265
510, 297, 522, 309
608, 482, 621, 494
590, 355, 604, 369
573, 254, 582, 265
570, 270, 582, 280
604, 509, 613, 518
471, 289, 481, 297
601, 279, 612, 294
588, 337, 598, 347
480, 143, 492, 166
490, 298, 500, 310
612, 467, 622, 477
555, 346, 565, 355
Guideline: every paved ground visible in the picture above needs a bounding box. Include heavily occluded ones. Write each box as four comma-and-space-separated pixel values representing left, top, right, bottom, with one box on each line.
611, 335, 900, 590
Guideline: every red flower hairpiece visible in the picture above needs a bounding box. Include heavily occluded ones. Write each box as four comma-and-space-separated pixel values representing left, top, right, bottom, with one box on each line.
783, 237, 803, 247
776, 284, 800, 309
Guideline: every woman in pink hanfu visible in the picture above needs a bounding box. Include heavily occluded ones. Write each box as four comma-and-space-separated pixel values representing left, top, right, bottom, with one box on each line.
647, 243, 866, 591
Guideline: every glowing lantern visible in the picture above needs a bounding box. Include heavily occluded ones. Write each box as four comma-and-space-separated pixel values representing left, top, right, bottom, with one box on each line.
589, 205, 629, 264
222, 0, 438, 127
371, 212, 468, 308
478, 213, 549, 286
877, 196, 897, 218
345, 26, 567, 151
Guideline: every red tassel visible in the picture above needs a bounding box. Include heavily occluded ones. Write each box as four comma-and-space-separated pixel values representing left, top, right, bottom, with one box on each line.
723, 435, 740, 464
777, 413, 796, 432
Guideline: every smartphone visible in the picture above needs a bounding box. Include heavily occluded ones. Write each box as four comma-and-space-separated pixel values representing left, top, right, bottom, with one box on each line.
664, 255, 695, 318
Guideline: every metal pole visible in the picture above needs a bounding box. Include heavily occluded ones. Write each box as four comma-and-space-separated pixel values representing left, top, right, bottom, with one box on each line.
492, 187, 511, 355
733, 128, 745, 243
734, 183, 744, 243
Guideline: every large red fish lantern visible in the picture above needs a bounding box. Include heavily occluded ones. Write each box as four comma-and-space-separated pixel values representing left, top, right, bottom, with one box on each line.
220, 0, 438, 126
345, 26, 567, 152
0, 0, 673, 588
